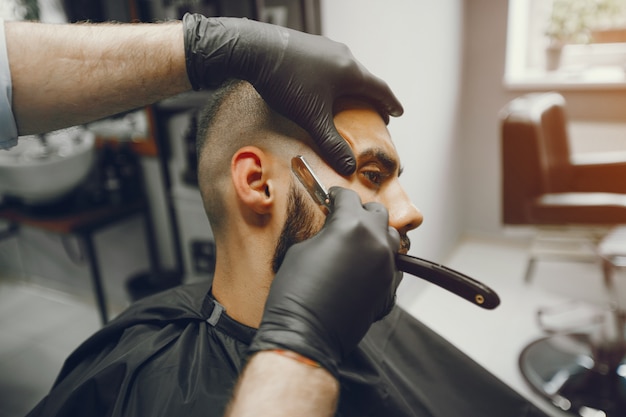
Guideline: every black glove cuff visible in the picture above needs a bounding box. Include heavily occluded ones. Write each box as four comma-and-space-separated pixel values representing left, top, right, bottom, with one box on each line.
183, 13, 231, 91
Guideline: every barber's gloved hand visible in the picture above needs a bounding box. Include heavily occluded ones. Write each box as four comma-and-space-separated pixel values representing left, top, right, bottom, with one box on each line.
248, 187, 402, 378
182, 13, 403, 176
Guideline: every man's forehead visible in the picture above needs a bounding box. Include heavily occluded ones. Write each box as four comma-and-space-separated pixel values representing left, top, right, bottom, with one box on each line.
333, 105, 401, 173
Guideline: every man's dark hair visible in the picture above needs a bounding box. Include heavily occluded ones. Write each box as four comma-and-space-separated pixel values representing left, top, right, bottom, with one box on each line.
196, 79, 242, 156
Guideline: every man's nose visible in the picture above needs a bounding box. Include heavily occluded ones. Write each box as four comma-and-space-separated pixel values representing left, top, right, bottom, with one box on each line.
387, 184, 423, 235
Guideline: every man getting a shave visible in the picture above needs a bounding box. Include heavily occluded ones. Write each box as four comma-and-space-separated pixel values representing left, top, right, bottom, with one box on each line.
27, 79, 548, 417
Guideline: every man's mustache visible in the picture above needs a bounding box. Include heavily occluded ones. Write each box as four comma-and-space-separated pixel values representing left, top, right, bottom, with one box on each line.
400, 235, 411, 254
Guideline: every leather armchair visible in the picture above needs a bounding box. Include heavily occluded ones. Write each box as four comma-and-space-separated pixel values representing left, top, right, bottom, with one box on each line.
500, 92, 626, 226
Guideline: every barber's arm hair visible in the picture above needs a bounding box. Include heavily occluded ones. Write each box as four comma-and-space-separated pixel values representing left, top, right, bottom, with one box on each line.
225, 350, 339, 417
5, 20, 191, 135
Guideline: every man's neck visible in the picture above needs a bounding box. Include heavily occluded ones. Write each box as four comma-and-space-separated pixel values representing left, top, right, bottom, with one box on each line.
211, 235, 275, 329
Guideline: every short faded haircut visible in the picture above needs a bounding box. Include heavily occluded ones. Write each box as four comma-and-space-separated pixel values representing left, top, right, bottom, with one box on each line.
196, 79, 312, 238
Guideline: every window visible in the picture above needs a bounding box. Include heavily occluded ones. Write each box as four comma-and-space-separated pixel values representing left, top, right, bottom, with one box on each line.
505, 0, 626, 89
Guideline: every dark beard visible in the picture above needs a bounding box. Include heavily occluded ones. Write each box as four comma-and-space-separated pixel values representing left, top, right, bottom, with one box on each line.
271, 183, 412, 272
272, 183, 322, 273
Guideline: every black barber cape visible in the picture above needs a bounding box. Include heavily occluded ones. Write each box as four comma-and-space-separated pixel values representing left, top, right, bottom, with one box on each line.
27, 282, 548, 417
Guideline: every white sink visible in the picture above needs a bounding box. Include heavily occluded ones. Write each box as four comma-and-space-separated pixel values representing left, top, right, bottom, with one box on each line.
0, 127, 96, 204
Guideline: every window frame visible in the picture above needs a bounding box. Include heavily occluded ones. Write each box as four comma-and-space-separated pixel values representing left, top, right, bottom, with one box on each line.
505, 0, 626, 90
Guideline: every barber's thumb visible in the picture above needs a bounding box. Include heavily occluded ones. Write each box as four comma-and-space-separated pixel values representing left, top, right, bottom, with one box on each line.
360, 77, 405, 119
327, 186, 363, 212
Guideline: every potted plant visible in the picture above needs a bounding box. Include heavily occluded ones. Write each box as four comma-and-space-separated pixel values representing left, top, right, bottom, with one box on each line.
544, 0, 623, 71
545, 0, 592, 70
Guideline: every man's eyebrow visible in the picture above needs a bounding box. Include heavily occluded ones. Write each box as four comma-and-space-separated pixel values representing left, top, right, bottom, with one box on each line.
358, 148, 403, 177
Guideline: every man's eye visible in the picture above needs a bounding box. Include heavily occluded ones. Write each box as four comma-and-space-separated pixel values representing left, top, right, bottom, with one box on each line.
362, 170, 383, 186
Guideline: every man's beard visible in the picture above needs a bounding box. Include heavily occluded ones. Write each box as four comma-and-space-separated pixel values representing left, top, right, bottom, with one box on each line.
272, 182, 323, 273
271, 183, 412, 273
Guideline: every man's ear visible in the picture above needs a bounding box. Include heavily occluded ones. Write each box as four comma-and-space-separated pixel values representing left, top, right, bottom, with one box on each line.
231, 146, 274, 214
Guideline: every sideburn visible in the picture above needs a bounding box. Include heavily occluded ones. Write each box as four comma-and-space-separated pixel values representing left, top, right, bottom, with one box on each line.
271, 183, 321, 273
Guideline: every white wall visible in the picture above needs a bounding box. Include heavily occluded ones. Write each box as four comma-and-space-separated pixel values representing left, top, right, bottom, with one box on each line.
321, 0, 465, 261
457, 0, 512, 237
321, 0, 466, 301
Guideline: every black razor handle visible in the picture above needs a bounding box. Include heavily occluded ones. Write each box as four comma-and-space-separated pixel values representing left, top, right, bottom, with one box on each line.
396, 254, 500, 310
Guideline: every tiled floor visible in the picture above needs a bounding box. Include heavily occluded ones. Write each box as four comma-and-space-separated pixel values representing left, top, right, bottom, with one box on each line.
0, 234, 624, 417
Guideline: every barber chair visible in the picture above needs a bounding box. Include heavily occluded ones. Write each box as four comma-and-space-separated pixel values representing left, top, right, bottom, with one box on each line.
500, 92, 626, 280
500, 92, 626, 416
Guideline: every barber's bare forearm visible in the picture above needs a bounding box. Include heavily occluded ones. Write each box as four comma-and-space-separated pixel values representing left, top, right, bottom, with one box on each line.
225, 351, 339, 417
5, 20, 191, 135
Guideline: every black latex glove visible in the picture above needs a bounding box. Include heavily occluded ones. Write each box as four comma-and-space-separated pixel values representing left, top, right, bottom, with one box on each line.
182, 13, 403, 176
248, 187, 402, 378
